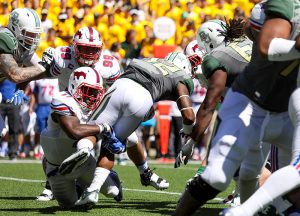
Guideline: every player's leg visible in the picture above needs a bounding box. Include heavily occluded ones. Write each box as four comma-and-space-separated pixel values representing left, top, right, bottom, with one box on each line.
239, 142, 270, 203
221, 90, 297, 216
46, 162, 78, 208
121, 131, 169, 190
76, 147, 115, 206
58, 137, 95, 175
175, 89, 262, 215
36, 157, 54, 201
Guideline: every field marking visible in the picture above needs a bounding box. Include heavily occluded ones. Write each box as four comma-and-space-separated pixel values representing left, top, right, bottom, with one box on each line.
0, 176, 44, 183
0, 160, 199, 170
0, 176, 223, 201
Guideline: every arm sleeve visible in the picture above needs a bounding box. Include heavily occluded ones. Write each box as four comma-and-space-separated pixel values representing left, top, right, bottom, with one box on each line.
265, 0, 293, 21
202, 55, 227, 79
0, 31, 17, 54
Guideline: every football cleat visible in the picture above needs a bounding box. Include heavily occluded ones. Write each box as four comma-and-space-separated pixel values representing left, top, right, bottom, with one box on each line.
36, 188, 54, 201
109, 170, 123, 202
75, 189, 99, 209
140, 168, 169, 190
58, 148, 90, 175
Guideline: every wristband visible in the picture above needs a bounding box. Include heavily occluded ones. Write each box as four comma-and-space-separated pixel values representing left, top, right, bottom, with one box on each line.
182, 121, 196, 134
268, 38, 300, 61
176, 95, 190, 103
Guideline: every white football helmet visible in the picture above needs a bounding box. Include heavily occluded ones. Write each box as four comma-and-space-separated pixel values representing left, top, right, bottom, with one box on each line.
184, 40, 207, 77
73, 27, 103, 66
196, 19, 226, 53
165, 52, 192, 77
249, 1, 266, 32
68, 67, 106, 111
8, 8, 42, 55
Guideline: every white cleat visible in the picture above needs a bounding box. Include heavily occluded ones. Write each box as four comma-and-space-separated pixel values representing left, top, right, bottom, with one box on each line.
140, 168, 169, 190
75, 189, 99, 209
58, 148, 90, 175
36, 188, 54, 201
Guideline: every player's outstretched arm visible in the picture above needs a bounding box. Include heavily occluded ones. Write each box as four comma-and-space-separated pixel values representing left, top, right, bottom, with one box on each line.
190, 70, 227, 143
0, 53, 47, 83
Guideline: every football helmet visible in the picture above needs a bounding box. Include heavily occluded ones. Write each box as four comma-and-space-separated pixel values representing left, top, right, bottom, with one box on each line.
184, 40, 207, 77
68, 67, 105, 111
73, 27, 103, 66
196, 19, 226, 53
8, 8, 42, 55
249, 1, 266, 32
165, 52, 192, 77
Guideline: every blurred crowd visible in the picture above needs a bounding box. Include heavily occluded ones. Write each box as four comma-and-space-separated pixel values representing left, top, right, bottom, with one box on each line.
0, 0, 258, 161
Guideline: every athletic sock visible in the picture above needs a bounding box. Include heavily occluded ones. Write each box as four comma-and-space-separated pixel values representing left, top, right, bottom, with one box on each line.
137, 160, 149, 174
87, 167, 110, 192
231, 165, 300, 216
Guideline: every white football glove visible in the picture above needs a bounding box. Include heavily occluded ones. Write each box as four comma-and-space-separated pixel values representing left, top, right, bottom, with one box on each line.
38, 47, 55, 73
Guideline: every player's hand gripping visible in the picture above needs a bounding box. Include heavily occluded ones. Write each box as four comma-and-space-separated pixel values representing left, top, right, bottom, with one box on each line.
102, 129, 126, 154
38, 47, 55, 73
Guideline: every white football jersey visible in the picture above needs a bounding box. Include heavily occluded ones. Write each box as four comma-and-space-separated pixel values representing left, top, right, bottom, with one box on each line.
191, 79, 207, 104
41, 91, 91, 164
49, 46, 122, 91
31, 78, 59, 104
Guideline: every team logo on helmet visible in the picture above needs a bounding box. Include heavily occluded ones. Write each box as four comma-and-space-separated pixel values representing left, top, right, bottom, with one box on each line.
199, 31, 211, 44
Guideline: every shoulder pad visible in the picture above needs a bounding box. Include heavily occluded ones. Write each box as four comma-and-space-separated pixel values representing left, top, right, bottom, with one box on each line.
50, 91, 75, 116
95, 54, 122, 85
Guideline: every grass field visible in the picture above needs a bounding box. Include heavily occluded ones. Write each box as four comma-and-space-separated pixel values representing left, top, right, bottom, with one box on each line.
0, 160, 234, 216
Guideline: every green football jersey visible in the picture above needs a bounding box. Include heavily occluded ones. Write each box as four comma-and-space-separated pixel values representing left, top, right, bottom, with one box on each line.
232, 0, 300, 112
121, 58, 194, 102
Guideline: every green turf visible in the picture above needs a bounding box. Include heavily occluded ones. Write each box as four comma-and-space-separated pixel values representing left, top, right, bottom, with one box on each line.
0, 162, 234, 216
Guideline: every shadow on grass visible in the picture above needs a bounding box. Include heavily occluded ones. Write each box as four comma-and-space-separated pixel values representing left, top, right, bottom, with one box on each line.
0, 196, 37, 201
0, 197, 225, 215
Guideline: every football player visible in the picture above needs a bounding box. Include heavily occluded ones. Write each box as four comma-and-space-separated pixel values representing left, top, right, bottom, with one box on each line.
40, 66, 122, 209
222, 0, 300, 215
174, 0, 299, 214
0, 8, 53, 139
38, 26, 169, 201
74, 52, 196, 207
176, 19, 254, 209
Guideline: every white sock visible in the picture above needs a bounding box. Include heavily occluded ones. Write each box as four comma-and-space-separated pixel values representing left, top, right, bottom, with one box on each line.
88, 167, 110, 192
77, 138, 93, 151
137, 161, 149, 174
234, 165, 300, 215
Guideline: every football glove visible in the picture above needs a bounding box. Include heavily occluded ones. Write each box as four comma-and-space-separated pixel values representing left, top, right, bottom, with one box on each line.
6, 90, 29, 106
38, 47, 55, 74
174, 138, 196, 168
102, 130, 126, 154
